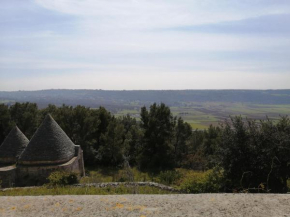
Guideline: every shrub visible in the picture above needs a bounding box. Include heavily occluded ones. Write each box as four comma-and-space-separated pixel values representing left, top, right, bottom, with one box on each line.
218, 116, 290, 193
179, 169, 223, 193
112, 168, 153, 183
47, 171, 79, 186
158, 170, 182, 185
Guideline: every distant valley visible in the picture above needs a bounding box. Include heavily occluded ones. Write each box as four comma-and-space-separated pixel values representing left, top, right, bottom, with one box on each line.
1, 89, 289, 129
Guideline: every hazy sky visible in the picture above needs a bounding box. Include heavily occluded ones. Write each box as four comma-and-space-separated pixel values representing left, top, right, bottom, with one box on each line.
0, 0, 290, 90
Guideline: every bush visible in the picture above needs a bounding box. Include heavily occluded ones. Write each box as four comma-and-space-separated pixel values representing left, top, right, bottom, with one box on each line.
47, 171, 79, 186
158, 170, 182, 185
179, 169, 223, 193
218, 116, 290, 193
114, 168, 152, 182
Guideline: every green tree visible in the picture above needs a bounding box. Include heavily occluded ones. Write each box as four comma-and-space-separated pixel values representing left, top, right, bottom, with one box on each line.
94, 107, 112, 151
138, 103, 175, 172
202, 125, 221, 168
0, 104, 12, 144
119, 115, 143, 166
218, 116, 290, 193
9, 102, 39, 139
173, 117, 192, 167
97, 117, 126, 167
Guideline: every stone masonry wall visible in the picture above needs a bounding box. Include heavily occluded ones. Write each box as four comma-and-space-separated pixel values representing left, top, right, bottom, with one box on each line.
15, 146, 85, 187
0, 166, 16, 188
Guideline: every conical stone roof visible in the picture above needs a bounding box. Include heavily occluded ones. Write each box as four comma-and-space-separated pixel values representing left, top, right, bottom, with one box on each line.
0, 126, 29, 164
18, 114, 75, 165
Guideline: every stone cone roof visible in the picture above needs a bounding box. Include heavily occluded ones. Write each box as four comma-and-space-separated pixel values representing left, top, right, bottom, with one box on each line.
18, 114, 75, 165
0, 126, 29, 164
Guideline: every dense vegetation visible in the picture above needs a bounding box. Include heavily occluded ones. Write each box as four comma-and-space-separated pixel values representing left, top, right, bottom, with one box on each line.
0, 102, 289, 193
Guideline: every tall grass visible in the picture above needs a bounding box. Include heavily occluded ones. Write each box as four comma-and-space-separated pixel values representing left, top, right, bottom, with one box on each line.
81, 167, 155, 184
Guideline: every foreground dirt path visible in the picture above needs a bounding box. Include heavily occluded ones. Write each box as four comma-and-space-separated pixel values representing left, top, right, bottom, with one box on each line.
0, 194, 290, 217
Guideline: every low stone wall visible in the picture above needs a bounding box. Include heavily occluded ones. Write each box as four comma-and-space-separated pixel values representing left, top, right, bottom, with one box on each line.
73, 182, 183, 193
1, 182, 183, 193
16, 157, 81, 186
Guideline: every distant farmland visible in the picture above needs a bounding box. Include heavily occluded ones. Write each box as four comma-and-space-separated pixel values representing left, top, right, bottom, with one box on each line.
115, 102, 290, 129
1, 89, 289, 129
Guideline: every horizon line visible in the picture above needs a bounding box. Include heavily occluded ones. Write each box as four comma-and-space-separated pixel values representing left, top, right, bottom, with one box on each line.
0, 88, 290, 92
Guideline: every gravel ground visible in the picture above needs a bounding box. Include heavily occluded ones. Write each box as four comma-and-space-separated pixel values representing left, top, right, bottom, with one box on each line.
0, 194, 290, 217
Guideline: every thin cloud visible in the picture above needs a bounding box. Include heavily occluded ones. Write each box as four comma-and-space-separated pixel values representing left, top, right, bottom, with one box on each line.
169, 13, 290, 35
34, 0, 290, 29
0, 0, 290, 90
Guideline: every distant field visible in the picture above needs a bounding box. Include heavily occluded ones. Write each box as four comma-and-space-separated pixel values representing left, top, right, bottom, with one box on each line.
115, 109, 140, 119
0, 100, 14, 104
1, 89, 289, 129
114, 102, 290, 129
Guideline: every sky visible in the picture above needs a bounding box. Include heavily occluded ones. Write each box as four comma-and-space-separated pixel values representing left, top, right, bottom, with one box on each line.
0, 0, 290, 91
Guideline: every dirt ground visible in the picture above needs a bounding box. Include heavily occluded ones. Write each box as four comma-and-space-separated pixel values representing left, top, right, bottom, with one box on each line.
0, 194, 290, 217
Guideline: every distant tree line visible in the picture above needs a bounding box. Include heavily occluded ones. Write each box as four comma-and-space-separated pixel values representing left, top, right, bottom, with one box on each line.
0, 102, 289, 193
1, 89, 290, 107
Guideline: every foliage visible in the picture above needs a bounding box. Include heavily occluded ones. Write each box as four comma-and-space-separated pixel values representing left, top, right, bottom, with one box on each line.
80, 167, 154, 183
1, 102, 289, 193
119, 115, 143, 166
81, 167, 223, 194
47, 171, 79, 186
9, 102, 39, 139
0, 104, 12, 144
180, 130, 206, 169
137, 103, 196, 172
139, 103, 177, 171
218, 116, 290, 193
178, 169, 223, 193
173, 118, 192, 167
157, 170, 182, 185
202, 125, 221, 168
0, 102, 215, 174
97, 118, 126, 166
